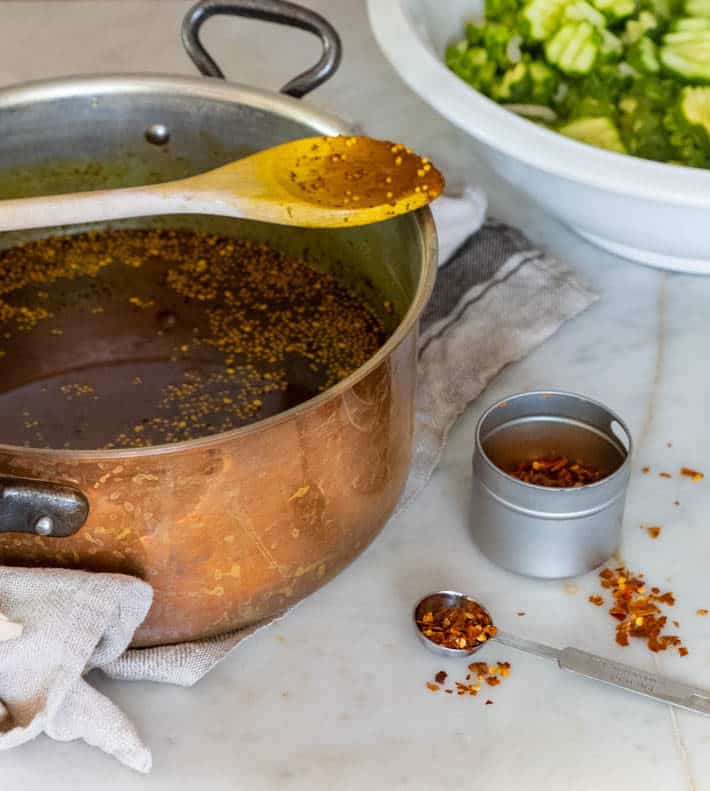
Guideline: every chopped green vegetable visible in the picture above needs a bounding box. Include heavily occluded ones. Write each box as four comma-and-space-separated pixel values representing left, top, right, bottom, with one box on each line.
446, 0, 710, 166
671, 16, 710, 29
664, 85, 710, 163
558, 116, 627, 150
627, 35, 661, 71
660, 31, 710, 80
591, 0, 637, 21
522, 0, 571, 40
685, 0, 710, 16
546, 21, 602, 74
619, 77, 680, 158
623, 11, 659, 43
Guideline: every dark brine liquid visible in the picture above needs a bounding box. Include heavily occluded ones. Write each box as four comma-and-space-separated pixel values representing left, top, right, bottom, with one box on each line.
0, 229, 389, 450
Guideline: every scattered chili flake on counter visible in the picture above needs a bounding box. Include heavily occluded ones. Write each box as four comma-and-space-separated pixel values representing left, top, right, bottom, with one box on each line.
594, 566, 687, 655
681, 467, 704, 481
516, 611, 526, 616
674, 500, 680, 507
425, 661, 512, 703
697, 609, 709, 616
509, 456, 606, 487
659, 472, 672, 479
641, 466, 650, 474
485, 700, 494, 705
416, 600, 497, 651
646, 526, 661, 539
588, 594, 604, 606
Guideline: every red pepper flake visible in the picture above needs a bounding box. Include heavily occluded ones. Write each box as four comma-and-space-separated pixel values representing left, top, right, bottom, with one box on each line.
485, 699, 494, 705
659, 472, 672, 479
672, 620, 680, 628
468, 662, 489, 677
646, 526, 661, 539
641, 466, 650, 474
416, 601, 497, 651
592, 566, 686, 655
679, 647, 688, 657
516, 611, 526, 616
509, 456, 606, 487
426, 661, 512, 702
681, 467, 704, 481
588, 594, 604, 606
697, 609, 709, 616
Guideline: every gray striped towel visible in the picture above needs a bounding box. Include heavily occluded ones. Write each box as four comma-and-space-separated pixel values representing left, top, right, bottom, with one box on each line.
0, 188, 598, 771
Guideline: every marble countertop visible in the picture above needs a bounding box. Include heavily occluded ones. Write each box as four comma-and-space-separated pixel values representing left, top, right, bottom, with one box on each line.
3, 1, 710, 788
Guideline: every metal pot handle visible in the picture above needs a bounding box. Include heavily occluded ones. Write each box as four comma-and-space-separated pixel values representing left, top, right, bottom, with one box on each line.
0, 477, 88, 538
181, 0, 342, 98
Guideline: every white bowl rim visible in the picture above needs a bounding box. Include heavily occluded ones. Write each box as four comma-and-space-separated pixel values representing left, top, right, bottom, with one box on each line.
368, 0, 710, 206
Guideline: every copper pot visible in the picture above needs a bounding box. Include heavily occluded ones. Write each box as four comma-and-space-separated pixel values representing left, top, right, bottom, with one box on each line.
0, 0, 437, 646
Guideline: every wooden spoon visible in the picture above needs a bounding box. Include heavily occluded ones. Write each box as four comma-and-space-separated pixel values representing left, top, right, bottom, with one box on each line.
0, 136, 444, 232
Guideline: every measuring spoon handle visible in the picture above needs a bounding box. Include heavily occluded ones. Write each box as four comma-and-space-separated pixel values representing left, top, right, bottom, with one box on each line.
559, 647, 710, 716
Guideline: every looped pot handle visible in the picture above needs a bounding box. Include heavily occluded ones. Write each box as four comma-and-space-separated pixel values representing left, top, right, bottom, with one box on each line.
181, 0, 342, 98
0, 477, 88, 538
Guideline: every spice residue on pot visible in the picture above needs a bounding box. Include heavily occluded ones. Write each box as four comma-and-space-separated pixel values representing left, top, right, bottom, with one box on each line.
508, 456, 607, 487
0, 229, 391, 450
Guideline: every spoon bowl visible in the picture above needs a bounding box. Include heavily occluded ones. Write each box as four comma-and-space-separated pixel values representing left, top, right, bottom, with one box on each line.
414, 590, 493, 658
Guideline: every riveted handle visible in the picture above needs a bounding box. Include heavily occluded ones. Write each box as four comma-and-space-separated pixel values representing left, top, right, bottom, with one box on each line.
181, 0, 342, 97
0, 477, 89, 538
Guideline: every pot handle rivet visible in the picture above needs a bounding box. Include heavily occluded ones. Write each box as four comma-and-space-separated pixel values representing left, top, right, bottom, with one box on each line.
145, 124, 170, 146
34, 515, 54, 536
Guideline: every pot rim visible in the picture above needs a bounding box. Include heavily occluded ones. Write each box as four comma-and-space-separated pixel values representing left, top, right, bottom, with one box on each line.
0, 74, 438, 460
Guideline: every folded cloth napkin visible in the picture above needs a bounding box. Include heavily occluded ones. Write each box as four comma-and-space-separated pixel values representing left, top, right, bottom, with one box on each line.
0, 188, 598, 772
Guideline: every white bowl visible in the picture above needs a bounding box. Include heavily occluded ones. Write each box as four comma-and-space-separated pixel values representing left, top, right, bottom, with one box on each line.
368, 0, 710, 274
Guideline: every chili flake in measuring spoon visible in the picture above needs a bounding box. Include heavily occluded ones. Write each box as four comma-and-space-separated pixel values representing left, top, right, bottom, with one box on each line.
416, 599, 497, 651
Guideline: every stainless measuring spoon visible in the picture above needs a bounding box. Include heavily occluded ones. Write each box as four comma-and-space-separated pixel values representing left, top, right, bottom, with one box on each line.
414, 590, 710, 716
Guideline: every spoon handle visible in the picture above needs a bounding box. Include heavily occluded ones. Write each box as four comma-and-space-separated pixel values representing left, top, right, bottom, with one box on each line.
558, 647, 710, 716
495, 631, 710, 716
0, 179, 240, 233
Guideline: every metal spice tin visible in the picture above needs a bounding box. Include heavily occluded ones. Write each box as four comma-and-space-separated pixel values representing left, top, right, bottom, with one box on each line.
471, 391, 633, 579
